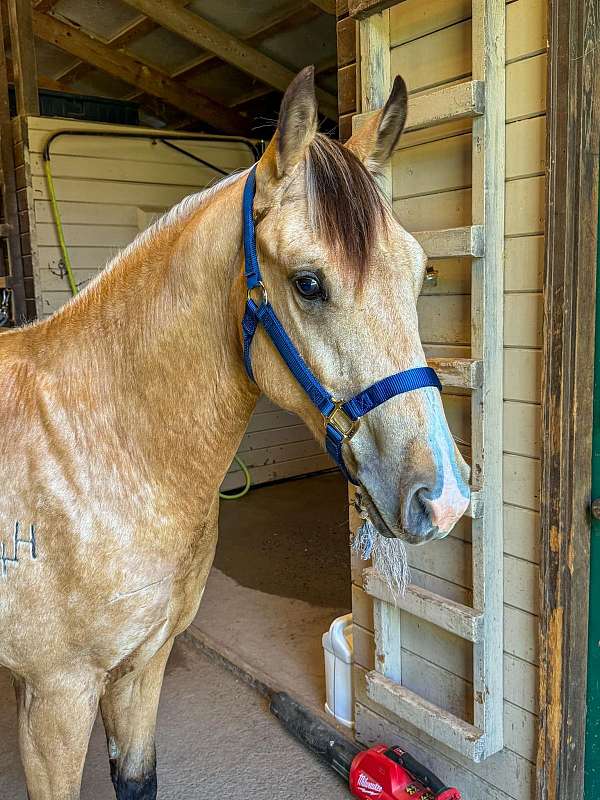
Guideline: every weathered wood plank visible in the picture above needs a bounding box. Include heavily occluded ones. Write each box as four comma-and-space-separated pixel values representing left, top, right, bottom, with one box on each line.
427, 356, 483, 389
364, 567, 484, 642
8, 0, 39, 116
537, 0, 600, 796
353, 80, 485, 136
414, 225, 484, 258
366, 672, 487, 762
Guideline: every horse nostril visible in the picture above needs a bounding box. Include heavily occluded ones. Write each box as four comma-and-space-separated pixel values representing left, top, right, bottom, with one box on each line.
403, 484, 432, 536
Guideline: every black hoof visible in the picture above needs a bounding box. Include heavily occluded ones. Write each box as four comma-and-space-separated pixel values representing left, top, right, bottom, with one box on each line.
110, 759, 157, 800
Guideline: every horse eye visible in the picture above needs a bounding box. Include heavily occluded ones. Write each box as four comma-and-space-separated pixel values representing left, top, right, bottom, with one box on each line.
293, 273, 324, 300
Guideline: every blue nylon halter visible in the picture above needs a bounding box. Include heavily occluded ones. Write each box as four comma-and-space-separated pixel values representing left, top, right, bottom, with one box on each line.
241, 165, 441, 485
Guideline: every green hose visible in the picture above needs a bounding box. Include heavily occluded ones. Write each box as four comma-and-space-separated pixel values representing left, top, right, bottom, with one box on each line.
44, 155, 252, 500
44, 159, 78, 296
219, 455, 251, 500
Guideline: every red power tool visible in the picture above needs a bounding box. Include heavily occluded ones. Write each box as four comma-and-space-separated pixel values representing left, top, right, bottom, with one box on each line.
350, 743, 461, 800
270, 692, 462, 800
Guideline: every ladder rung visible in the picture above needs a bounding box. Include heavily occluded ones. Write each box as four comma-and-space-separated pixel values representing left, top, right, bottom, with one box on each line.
413, 225, 485, 259
427, 357, 483, 389
363, 567, 484, 642
353, 81, 485, 135
0, 223, 10, 238
366, 672, 487, 762
405, 80, 485, 132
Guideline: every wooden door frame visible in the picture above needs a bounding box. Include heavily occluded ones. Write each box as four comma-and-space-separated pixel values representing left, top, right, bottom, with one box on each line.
537, 0, 600, 798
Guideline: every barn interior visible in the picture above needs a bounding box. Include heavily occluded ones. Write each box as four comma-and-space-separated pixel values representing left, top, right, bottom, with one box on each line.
3, 0, 350, 721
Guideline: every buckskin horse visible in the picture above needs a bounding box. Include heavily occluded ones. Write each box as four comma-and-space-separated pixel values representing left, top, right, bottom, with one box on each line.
0, 67, 469, 799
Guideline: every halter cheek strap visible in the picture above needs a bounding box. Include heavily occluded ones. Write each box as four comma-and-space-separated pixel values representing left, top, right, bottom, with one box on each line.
240, 165, 441, 485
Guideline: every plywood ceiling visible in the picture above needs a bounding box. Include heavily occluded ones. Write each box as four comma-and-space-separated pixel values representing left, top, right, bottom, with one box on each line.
29, 0, 338, 135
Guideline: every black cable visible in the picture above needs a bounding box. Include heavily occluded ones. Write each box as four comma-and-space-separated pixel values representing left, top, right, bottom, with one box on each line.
41, 129, 260, 169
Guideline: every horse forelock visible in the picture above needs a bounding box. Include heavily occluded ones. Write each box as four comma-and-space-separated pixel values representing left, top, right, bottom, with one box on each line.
305, 134, 388, 280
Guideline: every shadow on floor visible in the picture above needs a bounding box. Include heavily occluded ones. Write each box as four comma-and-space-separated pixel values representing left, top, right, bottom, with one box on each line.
216, 471, 351, 608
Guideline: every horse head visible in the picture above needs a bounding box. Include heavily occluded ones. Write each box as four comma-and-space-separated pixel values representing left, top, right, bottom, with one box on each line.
241, 66, 470, 544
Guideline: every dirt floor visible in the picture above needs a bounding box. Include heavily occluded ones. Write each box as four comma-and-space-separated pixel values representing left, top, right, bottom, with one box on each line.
0, 637, 351, 799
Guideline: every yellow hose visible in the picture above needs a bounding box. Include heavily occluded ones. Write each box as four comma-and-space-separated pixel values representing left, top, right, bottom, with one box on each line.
45, 155, 252, 500
44, 159, 78, 296
219, 455, 252, 500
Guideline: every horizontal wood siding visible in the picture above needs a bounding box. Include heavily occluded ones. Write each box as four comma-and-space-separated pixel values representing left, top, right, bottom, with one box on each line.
352, 1, 546, 798
25, 116, 332, 489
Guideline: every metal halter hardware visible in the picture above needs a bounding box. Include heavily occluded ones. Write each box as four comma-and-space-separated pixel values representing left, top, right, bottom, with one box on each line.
240, 165, 441, 485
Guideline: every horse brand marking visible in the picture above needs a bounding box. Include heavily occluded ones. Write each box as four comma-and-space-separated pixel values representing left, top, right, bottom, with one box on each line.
0, 522, 37, 578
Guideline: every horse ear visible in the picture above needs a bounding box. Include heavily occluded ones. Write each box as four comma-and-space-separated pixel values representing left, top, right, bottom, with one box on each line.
273, 65, 318, 178
345, 75, 408, 170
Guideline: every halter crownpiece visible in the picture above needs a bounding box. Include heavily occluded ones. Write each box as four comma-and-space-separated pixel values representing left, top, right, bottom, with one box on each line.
241, 165, 441, 486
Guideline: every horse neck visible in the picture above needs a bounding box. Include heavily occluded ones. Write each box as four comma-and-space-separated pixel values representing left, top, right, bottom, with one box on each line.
33, 176, 257, 510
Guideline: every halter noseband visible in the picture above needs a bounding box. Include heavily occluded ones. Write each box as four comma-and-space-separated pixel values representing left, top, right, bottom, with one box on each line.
240, 165, 441, 485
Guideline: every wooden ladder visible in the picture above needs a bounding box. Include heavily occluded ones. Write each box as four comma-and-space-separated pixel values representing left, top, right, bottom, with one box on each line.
352, 0, 505, 762
0, 2, 27, 326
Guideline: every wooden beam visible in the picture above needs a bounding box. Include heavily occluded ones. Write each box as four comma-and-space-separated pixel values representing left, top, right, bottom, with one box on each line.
31, 11, 250, 134
348, 0, 399, 18
123, 3, 320, 107
55, 17, 160, 86
537, 0, 600, 797
59, 2, 318, 91
308, 0, 336, 13
229, 55, 337, 108
120, 0, 338, 119
9, 0, 40, 115
169, 3, 321, 83
5, 56, 80, 95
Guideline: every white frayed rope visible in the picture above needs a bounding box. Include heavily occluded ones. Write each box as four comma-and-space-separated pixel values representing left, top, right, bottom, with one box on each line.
351, 495, 411, 602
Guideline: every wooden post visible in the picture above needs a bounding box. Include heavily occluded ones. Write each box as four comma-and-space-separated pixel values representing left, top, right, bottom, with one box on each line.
8, 0, 39, 116
537, 0, 600, 797
0, 1, 26, 322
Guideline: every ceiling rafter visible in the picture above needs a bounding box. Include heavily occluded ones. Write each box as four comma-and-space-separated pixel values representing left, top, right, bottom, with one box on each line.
229, 54, 337, 109
122, 3, 322, 113
59, 1, 319, 101
31, 11, 251, 134
119, 0, 338, 119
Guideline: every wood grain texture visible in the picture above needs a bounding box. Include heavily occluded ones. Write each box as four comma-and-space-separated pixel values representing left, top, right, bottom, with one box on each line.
31, 12, 249, 135
119, 0, 338, 118
8, 0, 39, 116
537, 0, 600, 797
0, 3, 27, 321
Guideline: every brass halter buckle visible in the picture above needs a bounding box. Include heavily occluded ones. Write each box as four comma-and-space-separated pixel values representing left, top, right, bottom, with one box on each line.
325, 401, 360, 442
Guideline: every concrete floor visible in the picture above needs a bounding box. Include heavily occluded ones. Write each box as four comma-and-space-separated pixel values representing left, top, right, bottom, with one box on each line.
0, 638, 351, 799
193, 472, 352, 711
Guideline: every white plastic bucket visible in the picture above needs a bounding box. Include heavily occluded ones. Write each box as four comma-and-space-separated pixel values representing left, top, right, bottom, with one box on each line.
322, 613, 354, 728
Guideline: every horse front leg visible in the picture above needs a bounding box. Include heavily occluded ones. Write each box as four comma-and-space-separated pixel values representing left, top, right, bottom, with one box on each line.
100, 637, 174, 800
14, 670, 103, 800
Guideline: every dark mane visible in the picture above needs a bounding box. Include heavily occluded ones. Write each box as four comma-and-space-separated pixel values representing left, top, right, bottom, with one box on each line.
305, 133, 388, 276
